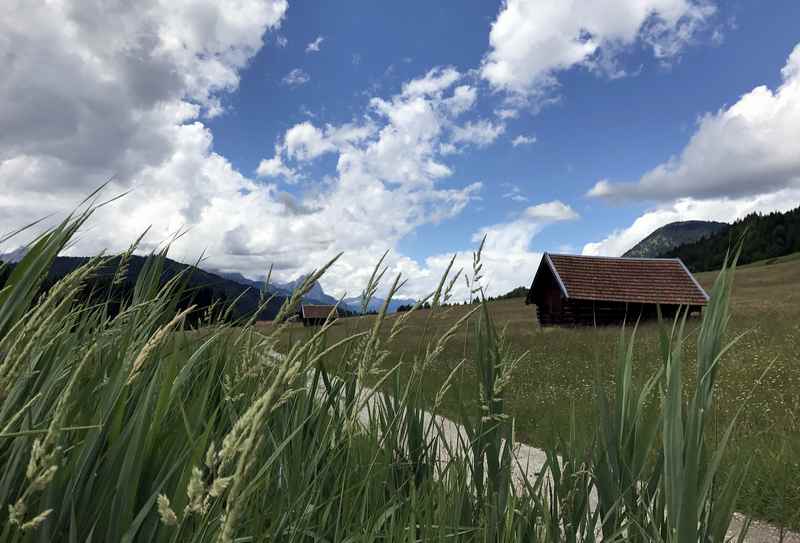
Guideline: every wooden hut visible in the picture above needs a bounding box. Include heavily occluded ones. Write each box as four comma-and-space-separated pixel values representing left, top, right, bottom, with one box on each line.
299, 304, 338, 326
525, 253, 708, 326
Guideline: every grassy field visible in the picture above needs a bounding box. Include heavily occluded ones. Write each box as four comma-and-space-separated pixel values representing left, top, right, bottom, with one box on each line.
259, 254, 800, 530
0, 213, 785, 541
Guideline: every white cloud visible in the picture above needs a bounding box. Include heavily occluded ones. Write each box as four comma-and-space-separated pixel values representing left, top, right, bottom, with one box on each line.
256, 155, 297, 181
423, 200, 579, 296
305, 35, 324, 53
451, 120, 506, 148
495, 108, 519, 120
363, 200, 579, 300
501, 184, 527, 203
231, 67, 492, 295
283, 122, 336, 160
402, 66, 461, 96
582, 188, 800, 256
0, 0, 287, 232
481, 0, 716, 97
512, 134, 536, 147
276, 35, 288, 47
444, 85, 478, 115
588, 43, 800, 201
282, 68, 310, 86
524, 201, 578, 221
0, 1, 485, 302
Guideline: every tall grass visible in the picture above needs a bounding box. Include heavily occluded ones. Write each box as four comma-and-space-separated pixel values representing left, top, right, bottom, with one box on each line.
0, 213, 749, 541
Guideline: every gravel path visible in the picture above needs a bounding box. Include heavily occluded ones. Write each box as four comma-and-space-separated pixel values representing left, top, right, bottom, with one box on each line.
344, 383, 799, 542
278, 346, 796, 543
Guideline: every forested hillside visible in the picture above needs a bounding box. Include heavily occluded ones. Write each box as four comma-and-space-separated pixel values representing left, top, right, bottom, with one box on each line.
623, 220, 727, 257
0, 254, 286, 324
661, 206, 800, 271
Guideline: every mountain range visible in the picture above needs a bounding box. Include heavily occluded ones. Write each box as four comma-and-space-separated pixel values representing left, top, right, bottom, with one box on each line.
215, 271, 415, 314
1, 244, 418, 318
0, 254, 287, 322
15, 209, 791, 314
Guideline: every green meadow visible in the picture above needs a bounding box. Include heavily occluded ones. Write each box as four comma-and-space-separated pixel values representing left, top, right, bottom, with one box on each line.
0, 212, 792, 541
263, 253, 800, 531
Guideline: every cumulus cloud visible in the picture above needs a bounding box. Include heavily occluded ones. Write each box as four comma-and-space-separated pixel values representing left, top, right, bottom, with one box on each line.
305, 35, 324, 53
402, 66, 461, 96
512, 134, 536, 147
282, 68, 310, 86
1, 1, 492, 301
366, 200, 579, 300
283, 122, 336, 160
0, 0, 287, 233
241, 67, 587, 298
255, 155, 297, 181
588, 43, 800, 201
451, 120, 506, 148
582, 188, 800, 256
423, 200, 579, 296
495, 108, 519, 120
524, 201, 579, 221
0, 1, 601, 302
444, 85, 478, 115
481, 0, 716, 97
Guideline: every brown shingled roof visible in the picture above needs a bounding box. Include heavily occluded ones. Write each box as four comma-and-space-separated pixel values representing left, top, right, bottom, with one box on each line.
541, 253, 709, 306
301, 304, 339, 319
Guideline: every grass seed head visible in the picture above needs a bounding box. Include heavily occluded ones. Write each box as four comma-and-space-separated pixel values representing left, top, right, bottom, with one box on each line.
185, 466, 207, 515
157, 494, 178, 526
20, 509, 53, 531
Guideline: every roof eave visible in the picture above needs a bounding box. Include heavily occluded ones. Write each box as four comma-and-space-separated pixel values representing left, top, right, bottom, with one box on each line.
675, 258, 710, 302
544, 253, 570, 299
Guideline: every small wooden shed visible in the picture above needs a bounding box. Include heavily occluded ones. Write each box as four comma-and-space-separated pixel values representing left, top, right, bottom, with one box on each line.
299, 304, 339, 326
525, 253, 709, 326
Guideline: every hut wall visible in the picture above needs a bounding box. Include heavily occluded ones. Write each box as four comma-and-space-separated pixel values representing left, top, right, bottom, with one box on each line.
302, 317, 327, 326
537, 299, 700, 327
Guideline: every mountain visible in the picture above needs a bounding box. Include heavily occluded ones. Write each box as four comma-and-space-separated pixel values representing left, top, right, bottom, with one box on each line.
0, 254, 287, 322
0, 246, 27, 264
276, 274, 340, 305
660, 206, 800, 271
623, 220, 728, 258
343, 296, 417, 314
218, 271, 361, 312
216, 271, 289, 295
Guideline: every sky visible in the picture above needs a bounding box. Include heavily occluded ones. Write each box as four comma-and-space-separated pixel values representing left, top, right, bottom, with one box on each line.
1, 0, 799, 300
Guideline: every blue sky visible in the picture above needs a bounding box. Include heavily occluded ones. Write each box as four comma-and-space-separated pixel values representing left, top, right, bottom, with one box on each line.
2, 0, 800, 298
211, 0, 800, 262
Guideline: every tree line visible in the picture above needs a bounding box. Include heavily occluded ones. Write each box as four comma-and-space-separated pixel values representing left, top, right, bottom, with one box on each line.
661, 206, 800, 271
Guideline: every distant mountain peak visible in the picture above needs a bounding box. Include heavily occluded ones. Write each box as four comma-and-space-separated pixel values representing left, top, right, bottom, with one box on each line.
623, 220, 728, 258
0, 246, 28, 264
277, 274, 338, 305
342, 295, 417, 314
